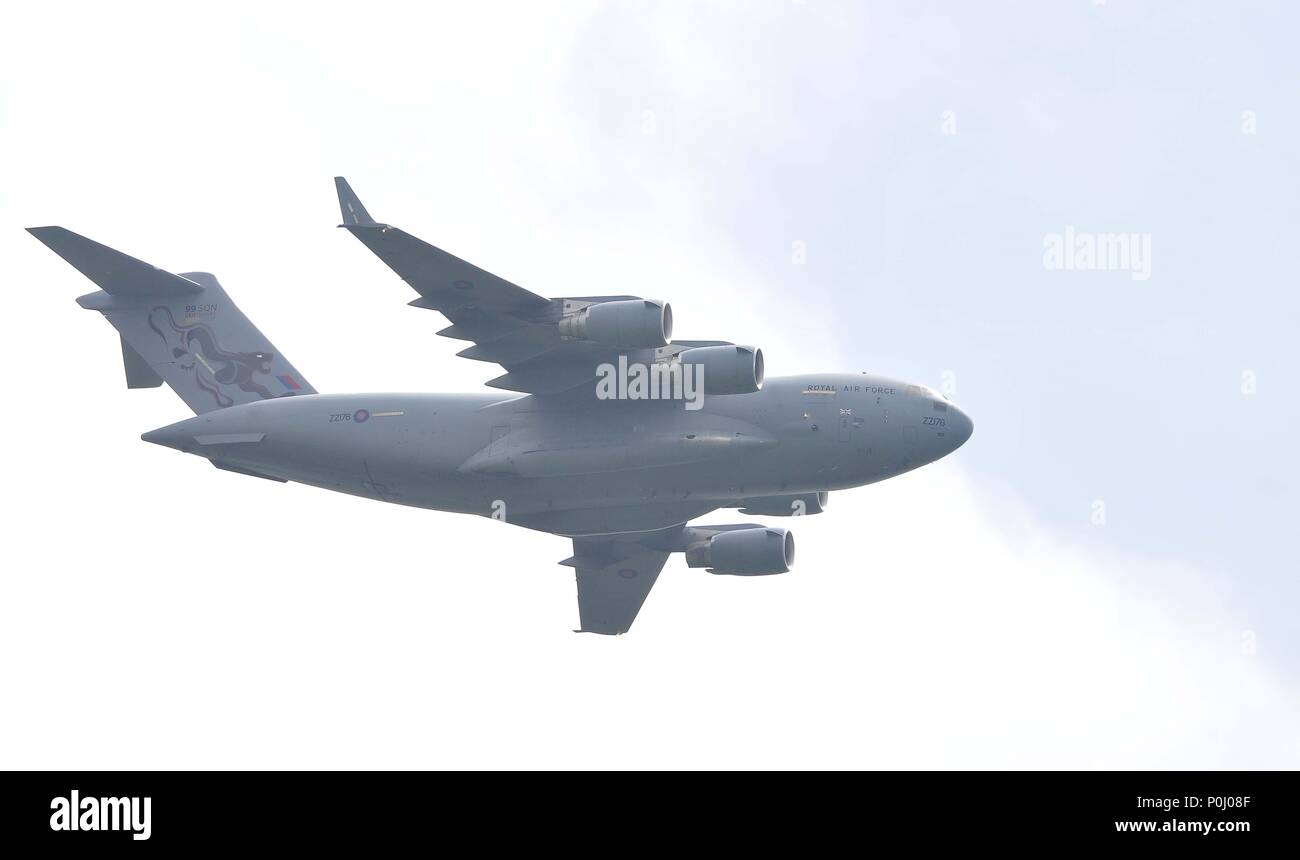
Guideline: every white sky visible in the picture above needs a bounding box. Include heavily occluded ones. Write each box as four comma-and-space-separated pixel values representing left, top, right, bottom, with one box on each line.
1, 1, 1295, 768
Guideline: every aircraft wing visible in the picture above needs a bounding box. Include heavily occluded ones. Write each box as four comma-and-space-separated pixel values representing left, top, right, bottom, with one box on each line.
335, 177, 549, 316
335, 177, 729, 395
563, 538, 672, 635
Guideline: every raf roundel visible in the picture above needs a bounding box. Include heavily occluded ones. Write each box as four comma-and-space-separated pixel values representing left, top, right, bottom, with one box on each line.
353, 408, 370, 424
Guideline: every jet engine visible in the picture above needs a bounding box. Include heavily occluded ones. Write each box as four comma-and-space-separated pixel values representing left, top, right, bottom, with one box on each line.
678, 345, 764, 395
684, 526, 794, 576
558, 299, 672, 348
739, 491, 828, 517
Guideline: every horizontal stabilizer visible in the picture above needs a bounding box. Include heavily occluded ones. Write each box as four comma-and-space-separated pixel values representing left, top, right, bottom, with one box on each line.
27, 226, 202, 297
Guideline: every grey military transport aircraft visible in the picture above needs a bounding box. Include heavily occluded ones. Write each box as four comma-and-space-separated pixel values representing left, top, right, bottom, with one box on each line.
29, 178, 972, 634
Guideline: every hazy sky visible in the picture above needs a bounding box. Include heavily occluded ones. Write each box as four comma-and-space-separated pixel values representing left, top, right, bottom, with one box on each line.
1, 1, 1295, 767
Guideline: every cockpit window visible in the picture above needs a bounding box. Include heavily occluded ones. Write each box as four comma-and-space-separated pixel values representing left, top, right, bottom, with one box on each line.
933, 401, 947, 412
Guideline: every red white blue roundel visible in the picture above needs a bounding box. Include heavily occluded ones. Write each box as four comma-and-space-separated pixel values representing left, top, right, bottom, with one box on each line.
353, 408, 370, 423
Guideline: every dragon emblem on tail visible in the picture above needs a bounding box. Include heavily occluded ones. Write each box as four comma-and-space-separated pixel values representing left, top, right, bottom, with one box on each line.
148, 306, 285, 408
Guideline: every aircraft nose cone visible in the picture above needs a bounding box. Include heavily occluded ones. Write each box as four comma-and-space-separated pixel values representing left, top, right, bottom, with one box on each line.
949, 404, 974, 449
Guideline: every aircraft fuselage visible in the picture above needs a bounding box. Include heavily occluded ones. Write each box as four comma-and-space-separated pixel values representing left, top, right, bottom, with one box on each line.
144, 373, 973, 536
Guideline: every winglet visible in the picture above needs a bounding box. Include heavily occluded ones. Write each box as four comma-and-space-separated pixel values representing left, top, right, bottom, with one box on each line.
27, 226, 202, 297
334, 176, 377, 226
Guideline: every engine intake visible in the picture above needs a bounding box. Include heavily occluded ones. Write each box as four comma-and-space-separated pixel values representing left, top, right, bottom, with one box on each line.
685, 526, 794, 576
558, 299, 672, 349
678, 345, 764, 395
739, 492, 828, 517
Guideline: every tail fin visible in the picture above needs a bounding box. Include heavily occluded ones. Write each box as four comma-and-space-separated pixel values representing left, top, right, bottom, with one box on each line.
29, 226, 316, 414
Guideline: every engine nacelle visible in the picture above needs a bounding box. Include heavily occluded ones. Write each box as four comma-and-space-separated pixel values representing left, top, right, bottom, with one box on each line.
558, 299, 672, 349
739, 492, 828, 517
685, 526, 794, 576
678, 345, 764, 395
